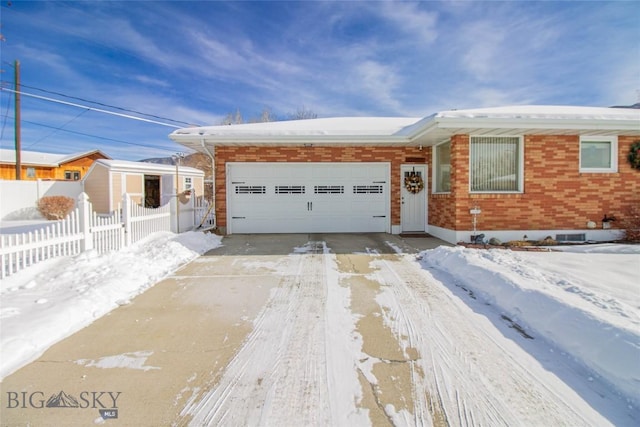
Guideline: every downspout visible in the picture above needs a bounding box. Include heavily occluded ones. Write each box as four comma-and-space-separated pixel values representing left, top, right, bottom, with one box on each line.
200, 132, 217, 227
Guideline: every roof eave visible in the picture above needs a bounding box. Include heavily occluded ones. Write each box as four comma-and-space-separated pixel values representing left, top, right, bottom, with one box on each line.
435, 117, 640, 133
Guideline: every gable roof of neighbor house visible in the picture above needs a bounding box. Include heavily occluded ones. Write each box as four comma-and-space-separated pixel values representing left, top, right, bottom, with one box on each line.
0, 149, 111, 166
169, 105, 640, 150
91, 159, 204, 176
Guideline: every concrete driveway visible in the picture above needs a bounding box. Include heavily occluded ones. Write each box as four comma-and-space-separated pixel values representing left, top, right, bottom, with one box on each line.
0, 233, 447, 426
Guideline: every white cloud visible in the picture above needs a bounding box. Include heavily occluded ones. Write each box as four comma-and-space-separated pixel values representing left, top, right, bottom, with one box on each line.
378, 1, 438, 44
353, 60, 402, 111
132, 75, 171, 88
460, 21, 507, 82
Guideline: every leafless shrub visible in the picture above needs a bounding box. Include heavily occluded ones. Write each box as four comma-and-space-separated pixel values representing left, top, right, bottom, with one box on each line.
37, 196, 75, 220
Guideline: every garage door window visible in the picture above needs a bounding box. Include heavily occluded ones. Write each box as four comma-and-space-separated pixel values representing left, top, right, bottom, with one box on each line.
235, 185, 266, 194
353, 185, 383, 194
314, 185, 344, 194
275, 185, 306, 194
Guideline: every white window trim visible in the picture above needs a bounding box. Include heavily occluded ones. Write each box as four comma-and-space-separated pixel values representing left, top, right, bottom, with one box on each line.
183, 176, 193, 190
432, 140, 451, 194
469, 135, 524, 194
579, 136, 618, 173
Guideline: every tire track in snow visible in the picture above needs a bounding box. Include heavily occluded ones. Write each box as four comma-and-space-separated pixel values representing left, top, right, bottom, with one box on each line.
180, 243, 375, 427
180, 252, 333, 426
370, 254, 609, 426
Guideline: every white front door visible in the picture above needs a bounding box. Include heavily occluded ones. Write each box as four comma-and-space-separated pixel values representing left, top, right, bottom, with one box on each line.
401, 164, 427, 232
227, 162, 390, 233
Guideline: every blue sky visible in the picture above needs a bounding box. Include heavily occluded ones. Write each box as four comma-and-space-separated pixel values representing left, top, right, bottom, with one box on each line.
1, 1, 638, 161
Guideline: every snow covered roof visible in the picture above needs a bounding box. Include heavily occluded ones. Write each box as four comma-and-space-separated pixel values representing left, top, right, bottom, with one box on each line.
0, 149, 110, 166
169, 105, 640, 150
170, 117, 421, 150
174, 117, 420, 137
93, 159, 204, 176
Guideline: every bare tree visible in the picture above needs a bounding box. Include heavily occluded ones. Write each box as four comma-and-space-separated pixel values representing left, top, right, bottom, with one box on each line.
220, 108, 244, 125
288, 105, 318, 120
220, 105, 317, 124
249, 107, 278, 123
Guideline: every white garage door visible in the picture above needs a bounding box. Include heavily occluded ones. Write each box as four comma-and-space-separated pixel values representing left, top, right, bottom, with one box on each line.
227, 162, 390, 233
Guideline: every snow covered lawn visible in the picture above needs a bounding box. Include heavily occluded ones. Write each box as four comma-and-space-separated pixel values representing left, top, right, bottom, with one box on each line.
419, 244, 640, 409
0, 231, 222, 380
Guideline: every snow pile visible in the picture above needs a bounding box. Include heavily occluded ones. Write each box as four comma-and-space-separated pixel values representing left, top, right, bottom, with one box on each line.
0, 231, 222, 380
418, 245, 640, 403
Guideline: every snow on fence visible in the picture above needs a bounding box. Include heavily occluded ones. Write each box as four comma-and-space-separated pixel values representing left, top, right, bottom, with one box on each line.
0, 209, 83, 278
1, 192, 174, 279
91, 208, 125, 254
124, 195, 171, 245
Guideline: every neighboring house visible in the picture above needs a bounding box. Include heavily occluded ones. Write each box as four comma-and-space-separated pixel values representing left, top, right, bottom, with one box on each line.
83, 159, 205, 213
169, 105, 640, 244
0, 149, 110, 181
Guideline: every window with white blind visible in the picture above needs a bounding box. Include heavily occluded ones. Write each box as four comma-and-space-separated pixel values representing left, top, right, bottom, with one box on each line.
433, 140, 451, 193
470, 136, 522, 192
580, 136, 617, 172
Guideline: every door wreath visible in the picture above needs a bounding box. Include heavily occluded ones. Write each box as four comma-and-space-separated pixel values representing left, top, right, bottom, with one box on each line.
404, 172, 424, 194
628, 140, 640, 170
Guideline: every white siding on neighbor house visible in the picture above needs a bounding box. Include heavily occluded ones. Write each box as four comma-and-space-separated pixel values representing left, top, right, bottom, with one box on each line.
111, 172, 123, 213
82, 163, 110, 213
124, 173, 144, 205
161, 174, 175, 205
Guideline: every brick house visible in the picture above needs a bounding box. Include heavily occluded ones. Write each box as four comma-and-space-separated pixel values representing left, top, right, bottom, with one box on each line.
169, 106, 640, 244
0, 149, 110, 181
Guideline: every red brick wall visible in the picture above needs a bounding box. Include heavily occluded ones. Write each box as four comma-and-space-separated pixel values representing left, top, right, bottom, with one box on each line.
214, 145, 428, 229
429, 135, 466, 230
428, 134, 640, 232
214, 134, 638, 233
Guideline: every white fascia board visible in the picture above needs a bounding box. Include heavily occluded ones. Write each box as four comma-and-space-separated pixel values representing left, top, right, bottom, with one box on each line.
434, 116, 640, 132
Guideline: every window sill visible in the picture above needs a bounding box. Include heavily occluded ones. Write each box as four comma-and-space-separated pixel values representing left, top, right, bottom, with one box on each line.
579, 169, 618, 174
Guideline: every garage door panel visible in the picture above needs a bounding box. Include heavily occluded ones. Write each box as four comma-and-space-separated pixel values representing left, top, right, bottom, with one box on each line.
231, 217, 310, 234
227, 162, 389, 233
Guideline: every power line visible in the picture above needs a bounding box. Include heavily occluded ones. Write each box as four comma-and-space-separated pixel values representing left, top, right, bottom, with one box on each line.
15, 82, 199, 127
27, 109, 89, 148
0, 86, 12, 139
18, 118, 181, 153
1, 87, 184, 128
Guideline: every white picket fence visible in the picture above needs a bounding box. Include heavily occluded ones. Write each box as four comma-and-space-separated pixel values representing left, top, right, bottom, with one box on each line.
0, 210, 85, 278
0, 192, 175, 279
124, 196, 172, 245
194, 196, 216, 230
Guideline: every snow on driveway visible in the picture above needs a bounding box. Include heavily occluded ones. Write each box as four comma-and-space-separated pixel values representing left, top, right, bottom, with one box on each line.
1, 231, 637, 426
180, 241, 639, 426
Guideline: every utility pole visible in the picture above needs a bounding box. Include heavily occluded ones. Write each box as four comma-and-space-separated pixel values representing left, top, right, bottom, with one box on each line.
14, 60, 21, 180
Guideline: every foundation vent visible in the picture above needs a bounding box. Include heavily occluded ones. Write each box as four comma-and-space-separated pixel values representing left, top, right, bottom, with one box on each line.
555, 233, 586, 242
